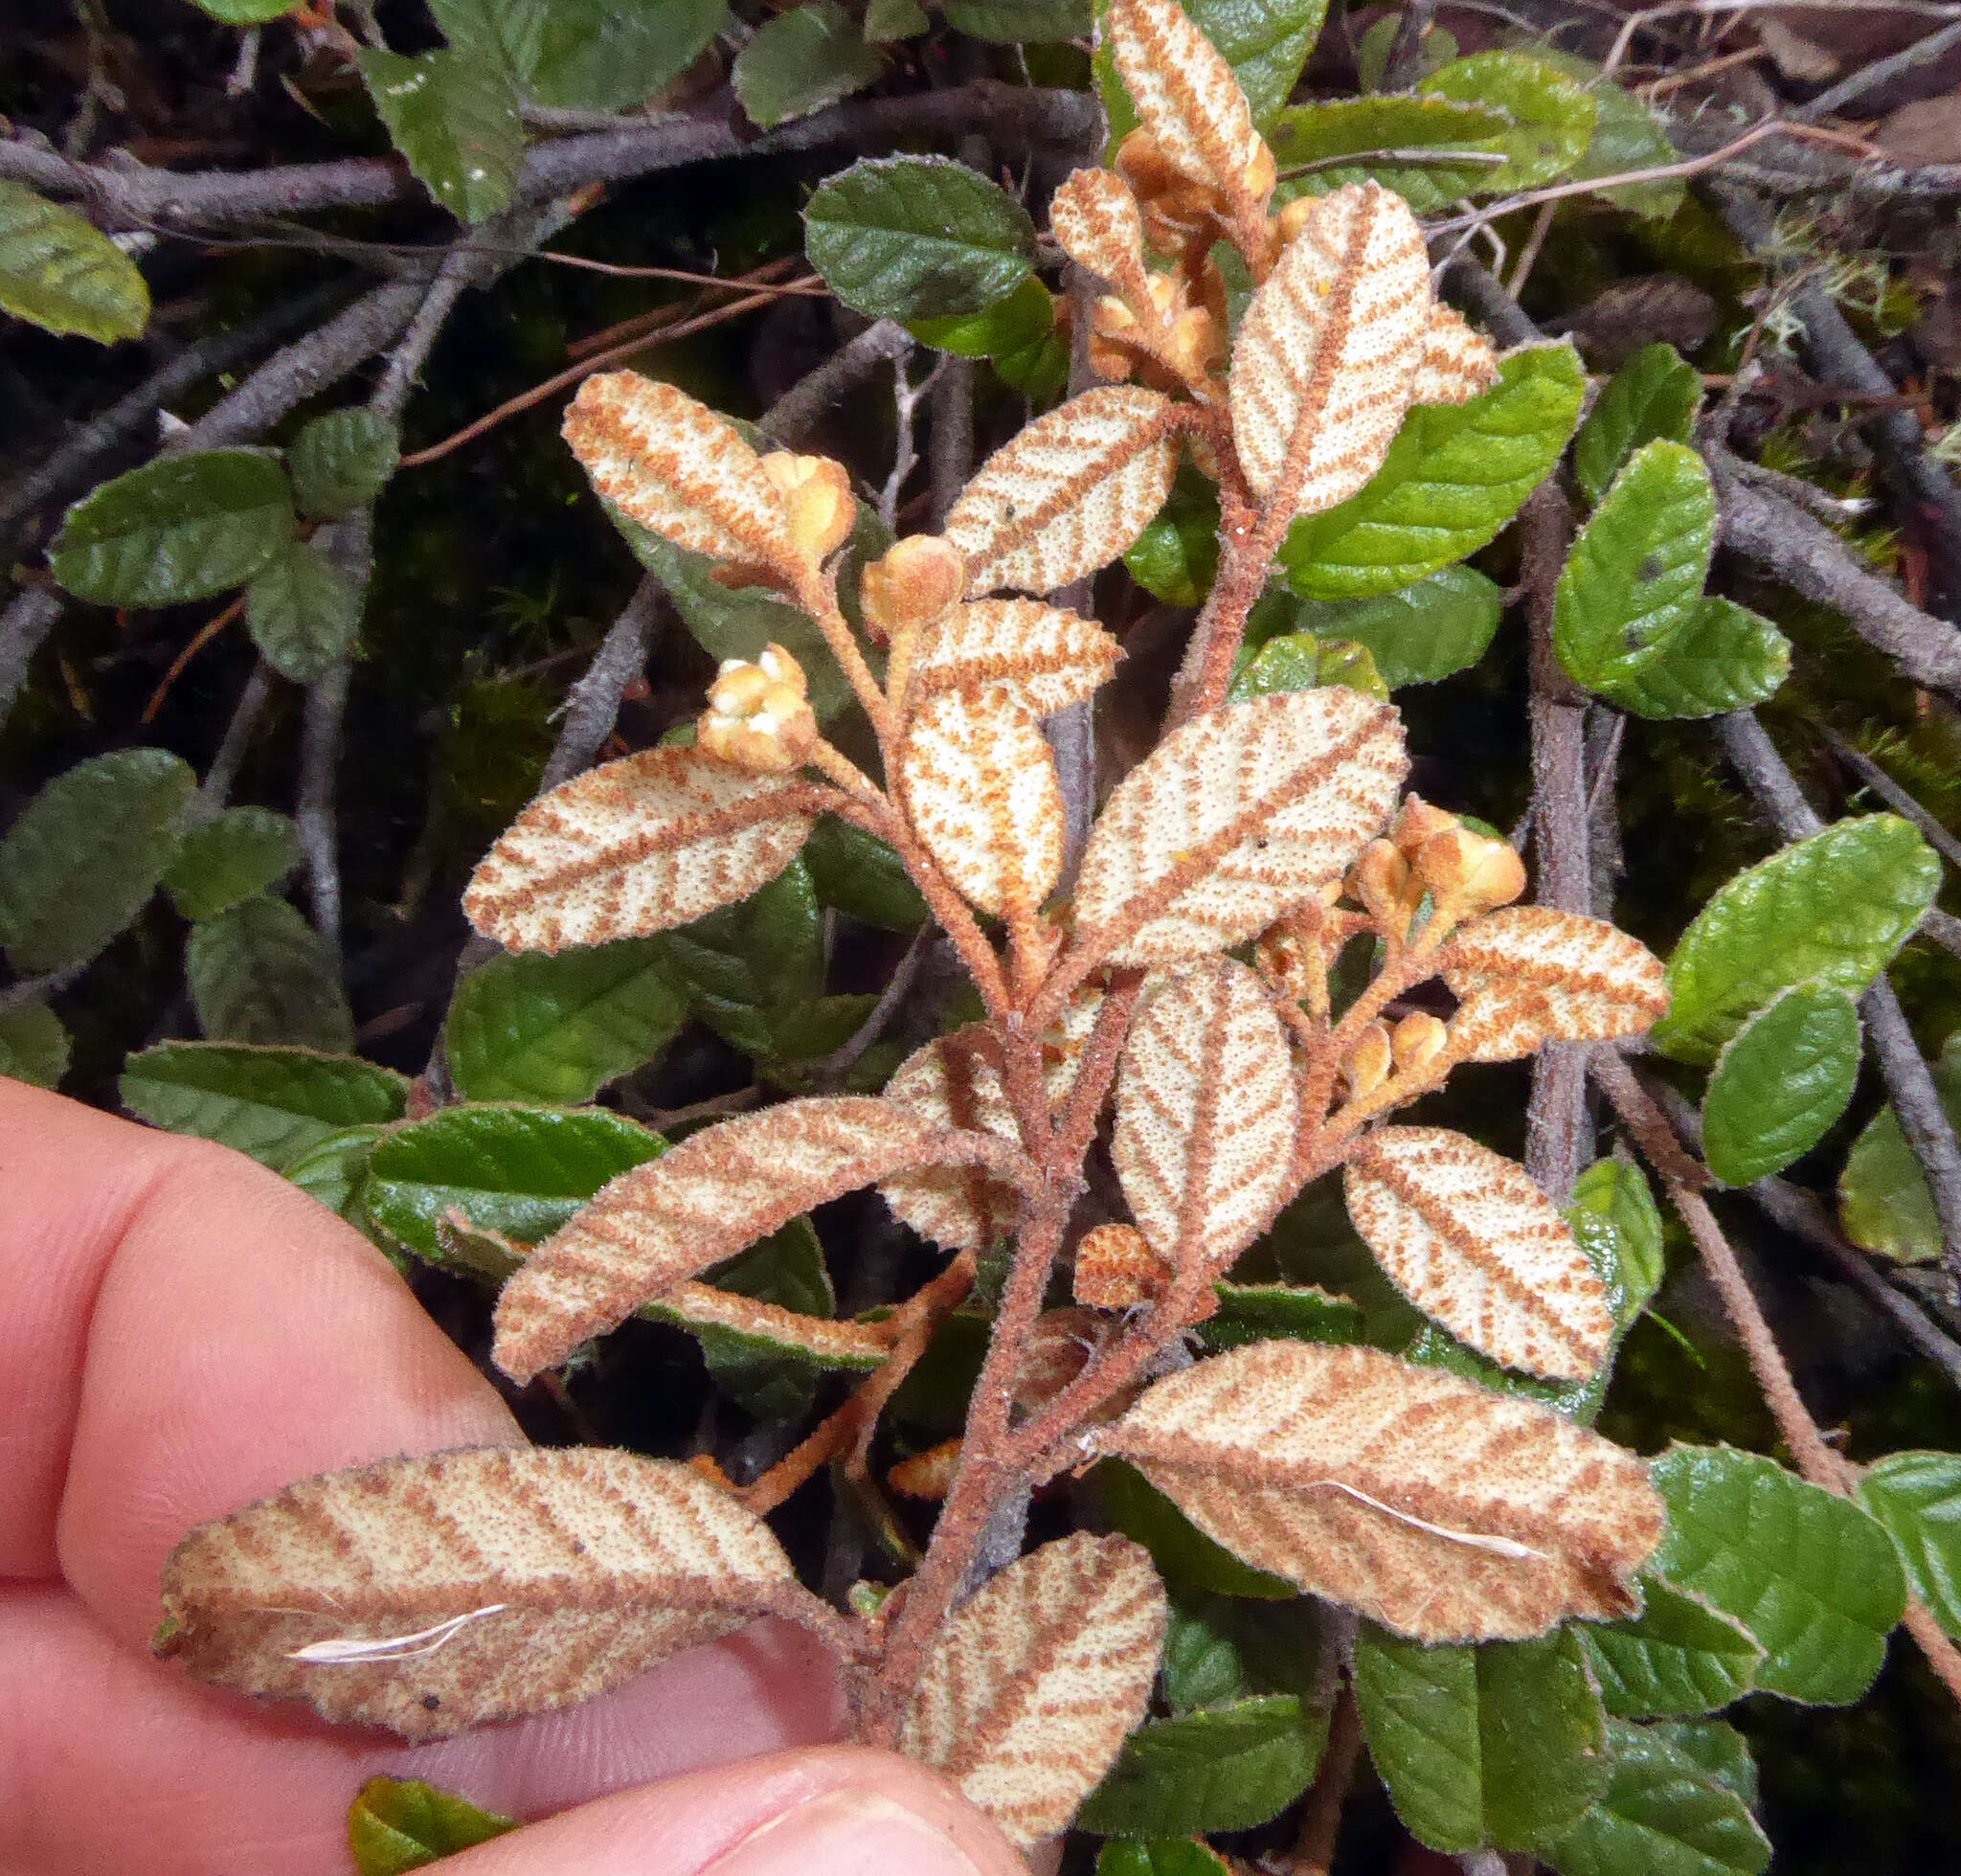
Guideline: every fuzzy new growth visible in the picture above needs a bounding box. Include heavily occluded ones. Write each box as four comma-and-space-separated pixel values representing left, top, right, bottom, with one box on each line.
157, 4, 1678, 1852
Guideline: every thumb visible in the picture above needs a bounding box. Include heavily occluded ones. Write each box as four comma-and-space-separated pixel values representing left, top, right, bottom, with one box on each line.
436, 1744, 1029, 1876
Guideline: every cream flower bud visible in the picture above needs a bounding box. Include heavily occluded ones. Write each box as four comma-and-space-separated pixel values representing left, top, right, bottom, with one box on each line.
698, 644, 818, 774
1391, 794, 1462, 859
860, 535, 965, 646
759, 451, 855, 564
1415, 827, 1528, 916
1350, 838, 1411, 930
1390, 1012, 1450, 1077
1346, 1022, 1393, 1099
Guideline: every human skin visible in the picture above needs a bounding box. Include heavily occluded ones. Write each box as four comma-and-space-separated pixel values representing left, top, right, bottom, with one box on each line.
0, 1077, 1023, 1876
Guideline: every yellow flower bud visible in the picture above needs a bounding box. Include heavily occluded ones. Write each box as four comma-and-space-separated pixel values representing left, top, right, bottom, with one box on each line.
1414, 828, 1528, 917
1345, 1022, 1393, 1099
860, 535, 966, 647
698, 644, 818, 774
1390, 794, 1462, 859
1242, 139, 1277, 207
1390, 1012, 1450, 1077
759, 451, 855, 564
1275, 194, 1315, 248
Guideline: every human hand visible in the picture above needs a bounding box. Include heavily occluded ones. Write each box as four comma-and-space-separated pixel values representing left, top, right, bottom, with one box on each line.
0, 1078, 1025, 1876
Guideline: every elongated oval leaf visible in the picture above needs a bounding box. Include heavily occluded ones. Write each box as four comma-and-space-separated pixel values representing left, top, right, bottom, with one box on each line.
120, 1042, 409, 1172
1839, 1033, 1961, 1264
157, 1446, 809, 1738
348, 1776, 515, 1876
245, 536, 363, 684
0, 1002, 69, 1090
1653, 814, 1940, 1063
1649, 1444, 1905, 1704
493, 1096, 1004, 1380
51, 450, 295, 607
804, 155, 1038, 320
1418, 50, 1598, 192
880, 1028, 1025, 1250
1702, 982, 1860, 1186
164, 806, 303, 923
357, 48, 522, 223
901, 1532, 1167, 1848
944, 385, 1183, 597
443, 940, 687, 1105
0, 747, 195, 972
1077, 1694, 1324, 1837
1288, 564, 1501, 689
1073, 687, 1406, 967
1440, 905, 1669, 1063
1593, 595, 1790, 720
1113, 958, 1299, 1271
1050, 167, 1152, 301
1345, 1127, 1612, 1382
288, 408, 400, 522
186, 895, 354, 1051
0, 178, 148, 342
896, 688, 1065, 918
1580, 1577, 1765, 1719
1108, 0, 1269, 200
1574, 342, 1702, 508
463, 747, 814, 952
1095, 1340, 1663, 1641
1268, 96, 1512, 212
1230, 182, 1432, 519
913, 598, 1120, 716
1858, 1450, 1961, 1639
732, 2, 886, 129
1279, 342, 1585, 599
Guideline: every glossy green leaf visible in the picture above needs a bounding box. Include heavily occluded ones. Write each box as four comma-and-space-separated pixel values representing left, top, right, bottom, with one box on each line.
1352, 1624, 1611, 1854
287, 409, 400, 521
51, 450, 294, 607
1280, 343, 1585, 599
1076, 1694, 1326, 1837
1124, 461, 1220, 605
1574, 345, 1702, 508
1200, 1281, 1364, 1351
943, 0, 1090, 38
802, 817, 926, 930
1581, 1578, 1764, 1718
1540, 50, 1685, 220
181, 0, 300, 18
0, 1002, 70, 1089
185, 895, 354, 1051
1702, 983, 1861, 1186
1838, 1033, 1961, 1264
1094, 1842, 1230, 1876
0, 179, 148, 343
1570, 1155, 1665, 1320
1649, 1444, 1905, 1704
358, 48, 524, 224
436, 0, 731, 110
907, 276, 1054, 359
1093, 1460, 1298, 1599
348, 1774, 516, 1875
164, 806, 303, 923
733, 5, 887, 129
657, 859, 825, 1056
366, 1103, 664, 1260
120, 1041, 409, 1172
1609, 598, 1789, 718
804, 156, 1037, 320
1540, 1720, 1769, 1876
865, 0, 931, 38
1858, 1450, 1961, 1639
245, 537, 363, 684
0, 747, 195, 972
1418, 51, 1598, 191
1648, 1720, 1758, 1808
284, 1122, 390, 1223
444, 939, 686, 1105
1269, 96, 1512, 213
1654, 815, 1940, 1064
1160, 1592, 1318, 1713
1287, 565, 1502, 688
1098, 0, 1328, 135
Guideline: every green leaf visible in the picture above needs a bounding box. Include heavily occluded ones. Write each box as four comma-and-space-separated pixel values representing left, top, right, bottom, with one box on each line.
1280, 343, 1585, 599
865, 0, 931, 37
1418, 51, 1598, 192
1608, 597, 1789, 719
804, 155, 1037, 321
287, 409, 400, 521
1352, 1624, 1611, 1854
733, 4, 886, 129
1649, 1444, 1906, 1704
1701, 983, 1861, 1186
1201, 1281, 1364, 1351
1161, 1592, 1318, 1713
943, 0, 1090, 39
1838, 1033, 1961, 1264
1077, 1694, 1326, 1837
1570, 1156, 1665, 1320
1124, 460, 1220, 605
181, 0, 301, 19
185, 895, 354, 1051
1539, 1720, 1770, 1876
1857, 1450, 1961, 1639
1581, 1578, 1765, 1719
1653, 814, 1941, 1064
1097, 0, 1328, 135
1539, 50, 1685, 220
1648, 1720, 1757, 1808
244, 537, 363, 684
657, 859, 825, 1056
1095, 1842, 1230, 1876
119, 1041, 409, 1172
437, 0, 731, 112
908, 274, 1055, 359
1093, 1459, 1298, 1599
164, 806, 304, 922
802, 817, 927, 930
284, 1122, 390, 1223
1287, 565, 1502, 688
443, 939, 686, 1105
357, 48, 524, 224
51, 450, 294, 607
1269, 96, 1512, 214
366, 1103, 664, 1261
348, 1774, 516, 1875
0, 1001, 70, 1089
0, 747, 196, 972
1574, 345, 1702, 508
0, 179, 148, 343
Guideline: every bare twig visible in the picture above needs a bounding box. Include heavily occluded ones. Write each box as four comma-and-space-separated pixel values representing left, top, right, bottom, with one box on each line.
928, 355, 976, 530
1792, 20, 1961, 121
200, 661, 273, 812
536, 577, 665, 797
296, 514, 365, 947
822, 926, 931, 1087
0, 588, 66, 736
762, 319, 915, 448
877, 352, 943, 532
1381, 0, 1440, 89
1818, 726, 1961, 872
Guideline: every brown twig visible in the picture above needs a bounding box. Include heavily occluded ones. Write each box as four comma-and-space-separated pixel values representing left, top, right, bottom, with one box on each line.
142, 593, 246, 722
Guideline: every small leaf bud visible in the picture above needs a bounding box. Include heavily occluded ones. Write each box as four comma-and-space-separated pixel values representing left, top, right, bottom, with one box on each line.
1242, 139, 1277, 207
759, 451, 855, 563
860, 534, 966, 646
1073, 1222, 1170, 1311
1390, 794, 1461, 858
1415, 827, 1528, 916
1275, 194, 1315, 247
1349, 838, 1411, 929
1390, 1011, 1450, 1077
889, 1438, 962, 1501
1090, 295, 1143, 381
1345, 1022, 1393, 1099
698, 644, 818, 773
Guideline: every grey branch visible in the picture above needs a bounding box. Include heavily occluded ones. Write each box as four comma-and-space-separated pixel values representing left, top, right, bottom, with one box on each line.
761, 319, 914, 447
536, 576, 664, 795
0, 588, 66, 736
1792, 21, 1961, 122
200, 661, 273, 813
1818, 725, 1961, 872
296, 513, 367, 948
1715, 710, 1961, 1279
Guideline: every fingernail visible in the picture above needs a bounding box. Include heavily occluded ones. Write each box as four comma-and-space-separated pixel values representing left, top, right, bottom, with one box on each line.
700, 1788, 985, 1876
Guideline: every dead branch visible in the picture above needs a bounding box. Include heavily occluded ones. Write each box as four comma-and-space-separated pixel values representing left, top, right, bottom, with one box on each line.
762, 320, 914, 447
